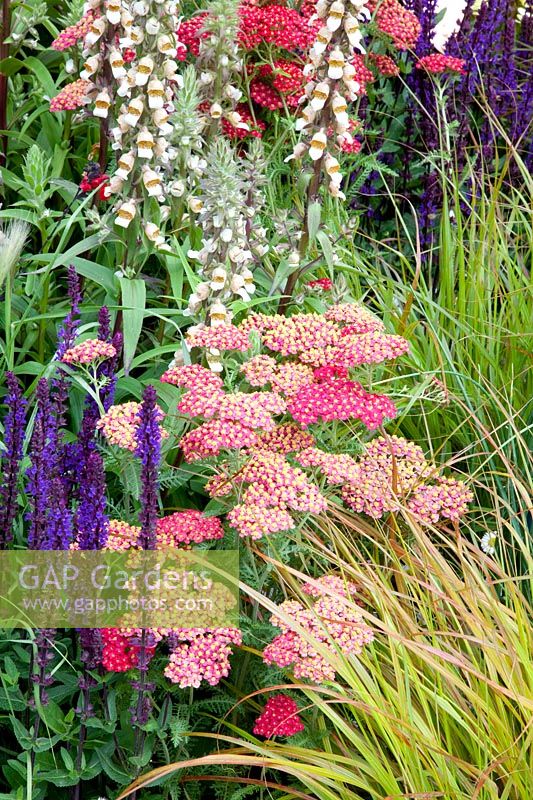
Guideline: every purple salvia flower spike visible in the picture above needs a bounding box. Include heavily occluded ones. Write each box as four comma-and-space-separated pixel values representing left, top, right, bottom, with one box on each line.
135, 384, 161, 551
76, 450, 109, 550
0, 372, 27, 547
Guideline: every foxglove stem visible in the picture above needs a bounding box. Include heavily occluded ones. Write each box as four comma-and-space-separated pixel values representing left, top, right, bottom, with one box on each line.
0, 371, 26, 547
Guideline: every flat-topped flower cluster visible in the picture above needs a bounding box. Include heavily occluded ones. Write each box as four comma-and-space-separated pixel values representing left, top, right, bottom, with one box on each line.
153, 302, 471, 540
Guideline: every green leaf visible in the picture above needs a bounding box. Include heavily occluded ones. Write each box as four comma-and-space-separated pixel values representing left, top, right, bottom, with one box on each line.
67, 257, 115, 293
38, 770, 79, 788
307, 201, 322, 245
119, 276, 146, 375
96, 751, 131, 785
23, 57, 57, 98
0, 58, 24, 77
3, 656, 19, 684
38, 699, 68, 735
316, 230, 334, 270
60, 748, 74, 772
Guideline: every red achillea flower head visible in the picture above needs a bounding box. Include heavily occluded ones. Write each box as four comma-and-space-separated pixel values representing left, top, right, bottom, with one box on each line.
287, 379, 397, 429
221, 104, 266, 139
415, 54, 466, 75
313, 364, 348, 382
369, 53, 400, 77
176, 13, 209, 57
253, 695, 304, 738
123, 48, 136, 63
238, 4, 319, 51
308, 277, 333, 290
369, 0, 422, 50
250, 79, 284, 110
351, 54, 375, 93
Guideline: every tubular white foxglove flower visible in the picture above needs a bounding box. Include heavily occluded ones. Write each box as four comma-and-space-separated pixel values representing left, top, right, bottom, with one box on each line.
290, 0, 372, 200
145, 17, 161, 36
124, 97, 144, 127
115, 201, 136, 228
311, 82, 330, 111
85, 17, 106, 47
210, 267, 228, 291
209, 302, 231, 326
142, 168, 163, 197
209, 103, 223, 119
344, 14, 363, 48
144, 222, 165, 246
80, 55, 100, 81
328, 48, 345, 79
157, 34, 175, 55
327, 1, 345, 31
313, 27, 332, 56
93, 89, 111, 119
109, 50, 127, 80
296, 106, 316, 131
105, 1, 121, 25
136, 57, 154, 86
137, 128, 154, 159
116, 152, 135, 179
309, 130, 328, 160
147, 79, 165, 109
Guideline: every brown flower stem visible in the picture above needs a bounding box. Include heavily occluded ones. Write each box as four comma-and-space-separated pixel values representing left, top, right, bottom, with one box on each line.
278, 155, 325, 315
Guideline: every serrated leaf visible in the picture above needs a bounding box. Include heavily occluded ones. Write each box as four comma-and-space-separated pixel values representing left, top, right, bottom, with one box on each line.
3, 656, 19, 684
119, 276, 146, 375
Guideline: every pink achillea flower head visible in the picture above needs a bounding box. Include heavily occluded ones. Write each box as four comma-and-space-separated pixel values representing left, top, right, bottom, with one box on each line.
296, 446, 360, 484
337, 436, 473, 524
96, 402, 167, 451
164, 627, 242, 688
103, 519, 141, 550
49, 79, 93, 112
227, 503, 295, 540
156, 510, 224, 546
161, 364, 224, 393
302, 574, 360, 599
407, 476, 473, 523
61, 338, 116, 365
253, 695, 304, 738
181, 419, 259, 461
240, 354, 277, 387
252, 423, 316, 455
415, 54, 466, 75
263, 590, 374, 682
51, 12, 96, 51
324, 304, 385, 332
186, 324, 251, 352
